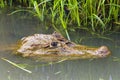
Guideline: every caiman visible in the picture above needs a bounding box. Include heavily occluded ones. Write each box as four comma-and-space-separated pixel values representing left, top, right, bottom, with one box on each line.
14, 31, 111, 61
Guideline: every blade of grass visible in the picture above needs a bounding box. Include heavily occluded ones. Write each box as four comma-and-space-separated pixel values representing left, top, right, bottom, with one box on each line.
8, 9, 35, 15
0, 0, 5, 8
1, 58, 32, 73
92, 14, 105, 27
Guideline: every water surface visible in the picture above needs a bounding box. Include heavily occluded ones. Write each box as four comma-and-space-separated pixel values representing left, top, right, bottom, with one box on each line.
0, 10, 120, 80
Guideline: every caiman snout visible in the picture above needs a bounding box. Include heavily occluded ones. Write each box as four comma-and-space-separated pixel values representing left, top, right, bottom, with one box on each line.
95, 46, 111, 57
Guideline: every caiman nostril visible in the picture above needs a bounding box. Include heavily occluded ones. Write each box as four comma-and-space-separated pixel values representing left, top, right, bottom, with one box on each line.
97, 46, 111, 57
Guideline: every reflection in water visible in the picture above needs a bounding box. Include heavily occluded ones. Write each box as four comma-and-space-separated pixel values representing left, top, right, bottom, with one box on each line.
0, 10, 120, 80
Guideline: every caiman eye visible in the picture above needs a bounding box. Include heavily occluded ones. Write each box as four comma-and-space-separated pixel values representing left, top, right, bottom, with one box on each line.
51, 42, 58, 47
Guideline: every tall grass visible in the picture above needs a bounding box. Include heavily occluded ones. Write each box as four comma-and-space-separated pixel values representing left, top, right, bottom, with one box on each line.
0, 0, 120, 35
52, 0, 71, 40
0, 0, 5, 8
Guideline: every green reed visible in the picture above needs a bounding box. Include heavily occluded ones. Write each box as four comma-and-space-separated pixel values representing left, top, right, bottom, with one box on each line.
31, 0, 50, 21
67, 0, 80, 26
0, 0, 119, 35
51, 0, 70, 40
83, 0, 107, 33
80, 0, 120, 34
0, 0, 5, 8
51, 0, 81, 40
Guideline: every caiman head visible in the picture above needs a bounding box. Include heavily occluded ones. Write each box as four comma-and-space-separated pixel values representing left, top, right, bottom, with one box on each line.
16, 32, 111, 59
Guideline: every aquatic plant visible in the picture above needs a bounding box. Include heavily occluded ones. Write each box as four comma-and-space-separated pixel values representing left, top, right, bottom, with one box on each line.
54, 0, 71, 40
0, 0, 119, 35
0, 0, 5, 8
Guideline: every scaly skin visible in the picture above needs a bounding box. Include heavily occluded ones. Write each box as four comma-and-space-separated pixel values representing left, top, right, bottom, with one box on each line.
16, 32, 111, 60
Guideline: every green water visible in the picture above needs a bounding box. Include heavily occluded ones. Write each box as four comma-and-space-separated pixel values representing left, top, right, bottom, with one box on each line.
0, 10, 120, 80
